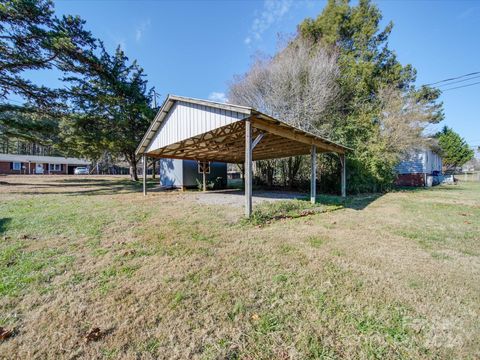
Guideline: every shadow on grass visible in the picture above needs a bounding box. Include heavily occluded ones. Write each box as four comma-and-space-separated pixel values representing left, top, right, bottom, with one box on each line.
8, 178, 161, 197
316, 193, 383, 211
314, 184, 464, 210
199, 189, 383, 211
393, 185, 463, 193
0, 218, 11, 234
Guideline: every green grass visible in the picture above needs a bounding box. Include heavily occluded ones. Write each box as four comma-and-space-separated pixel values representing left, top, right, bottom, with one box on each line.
244, 199, 342, 225
390, 183, 480, 255
0, 177, 478, 359
0, 197, 113, 240
308, 235, 326, 248
0, 243, 74, 297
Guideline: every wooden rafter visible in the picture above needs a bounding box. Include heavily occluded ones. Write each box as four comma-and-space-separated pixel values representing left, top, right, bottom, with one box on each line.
251, 116, 346, 154
146, 114, 347, 162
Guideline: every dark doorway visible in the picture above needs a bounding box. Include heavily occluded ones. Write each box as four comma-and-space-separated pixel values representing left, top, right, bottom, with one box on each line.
68, 165, 76, 175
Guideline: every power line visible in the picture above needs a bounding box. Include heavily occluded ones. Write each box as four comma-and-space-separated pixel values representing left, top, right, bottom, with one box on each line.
441, 80, 480, 92
425, 71, 480, 86
435, 74, 480, 88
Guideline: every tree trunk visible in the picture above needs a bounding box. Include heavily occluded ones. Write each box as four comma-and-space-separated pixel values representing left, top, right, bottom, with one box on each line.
287, 156, 303, 189
129, 158, 139, 181
288, 157, 295, 189
237, 163, 245, 187
266, 160, 275, 187
267, 168, 273, 187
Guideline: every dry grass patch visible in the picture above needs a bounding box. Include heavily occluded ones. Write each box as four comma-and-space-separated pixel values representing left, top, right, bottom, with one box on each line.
0, 176, 479, 359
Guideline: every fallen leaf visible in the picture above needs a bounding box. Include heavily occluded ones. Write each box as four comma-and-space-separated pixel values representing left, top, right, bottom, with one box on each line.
299, 209, 315, 216
251, 313, 259, 321
0, 327, 13, 341
85, 327, 102, 342
123, 249, 136, 257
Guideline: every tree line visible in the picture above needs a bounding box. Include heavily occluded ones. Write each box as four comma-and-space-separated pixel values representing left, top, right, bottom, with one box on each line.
0, 0, 473, 188
0, 0, 154, 180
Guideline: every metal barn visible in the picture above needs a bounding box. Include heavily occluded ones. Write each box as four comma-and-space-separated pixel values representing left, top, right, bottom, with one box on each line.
136, 95, 350, 217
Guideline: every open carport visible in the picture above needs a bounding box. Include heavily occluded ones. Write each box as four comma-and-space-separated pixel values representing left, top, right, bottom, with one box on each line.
136, 95, 350, 217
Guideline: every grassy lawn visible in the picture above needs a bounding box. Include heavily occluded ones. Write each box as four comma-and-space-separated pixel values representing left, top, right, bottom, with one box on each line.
0, 176, 479, 359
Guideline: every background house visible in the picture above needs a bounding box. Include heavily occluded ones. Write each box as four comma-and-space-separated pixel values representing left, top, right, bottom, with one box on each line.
0, 154, 90, 175
395, 148, 443, 186
159, 159, 227, 189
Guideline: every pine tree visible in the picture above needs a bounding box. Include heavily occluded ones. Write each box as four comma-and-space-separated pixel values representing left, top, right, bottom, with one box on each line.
66, 45, 155, 180
436, 126, 474, 171
298, 0, 444, 192
0, 0, 99, 156
0, 0, 96, 110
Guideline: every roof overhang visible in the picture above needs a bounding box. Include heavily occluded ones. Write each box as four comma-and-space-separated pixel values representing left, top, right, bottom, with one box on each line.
0, 154, 90, 165
136, 95, 350, 162
136, 94, 253, 155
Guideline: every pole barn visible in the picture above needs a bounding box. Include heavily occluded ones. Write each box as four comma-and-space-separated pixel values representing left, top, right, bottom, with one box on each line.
136, 95, 350, 217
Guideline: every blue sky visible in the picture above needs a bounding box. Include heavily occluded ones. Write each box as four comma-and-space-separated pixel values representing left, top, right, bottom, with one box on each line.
40, 1, 480, 150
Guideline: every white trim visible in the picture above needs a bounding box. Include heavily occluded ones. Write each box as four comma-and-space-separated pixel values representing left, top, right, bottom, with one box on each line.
136, 94, 253, 155
49, 163, 62, 172
12, 162, 21, 171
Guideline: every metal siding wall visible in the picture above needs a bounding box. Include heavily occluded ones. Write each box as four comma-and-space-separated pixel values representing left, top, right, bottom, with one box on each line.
396, 151, 425, 174
396, 149, 443, 175
424, 149, 442, 174
159, 158, 183, 187
430, 151, 442, 173
424, 150, 430, 173
147, 102, 245, 153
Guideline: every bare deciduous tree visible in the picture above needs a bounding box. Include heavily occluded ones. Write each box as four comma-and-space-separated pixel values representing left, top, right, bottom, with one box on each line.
377, 86, 435, 157
229, 38, 339, 135
228, 38, 340, 186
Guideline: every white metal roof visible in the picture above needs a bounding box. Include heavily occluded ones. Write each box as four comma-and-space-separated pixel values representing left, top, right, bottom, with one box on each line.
136, 95, 252, 155
0, 153, 90, 165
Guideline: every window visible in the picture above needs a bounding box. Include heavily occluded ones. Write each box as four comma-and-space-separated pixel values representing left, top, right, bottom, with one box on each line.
49, 164, 62, 171
12, 162, 21, 171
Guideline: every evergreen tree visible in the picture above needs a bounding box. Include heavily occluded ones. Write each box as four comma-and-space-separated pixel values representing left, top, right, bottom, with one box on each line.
0, 0, 99, 157
299, 0, 443, 192
1, 1, 155, 178
436, 126, 474, 171
0, 0, 96, 110
66, 45, 155, 180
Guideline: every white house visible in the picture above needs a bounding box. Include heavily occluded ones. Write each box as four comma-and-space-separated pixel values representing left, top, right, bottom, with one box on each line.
395, 148, 443, 186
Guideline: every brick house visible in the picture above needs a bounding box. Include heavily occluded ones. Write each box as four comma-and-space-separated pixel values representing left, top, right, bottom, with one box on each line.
0, 154, 90, 175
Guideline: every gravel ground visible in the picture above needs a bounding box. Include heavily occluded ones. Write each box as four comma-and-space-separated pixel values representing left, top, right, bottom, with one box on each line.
193, 189, 307, 207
